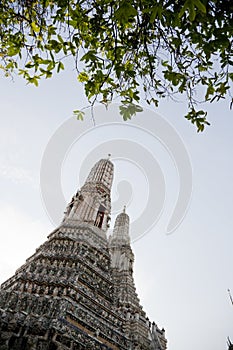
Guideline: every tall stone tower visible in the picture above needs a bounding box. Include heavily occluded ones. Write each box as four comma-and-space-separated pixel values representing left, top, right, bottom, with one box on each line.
0, 158, 167, 350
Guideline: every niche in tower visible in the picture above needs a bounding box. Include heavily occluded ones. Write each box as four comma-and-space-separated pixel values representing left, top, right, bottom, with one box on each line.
94, 205, 105, 228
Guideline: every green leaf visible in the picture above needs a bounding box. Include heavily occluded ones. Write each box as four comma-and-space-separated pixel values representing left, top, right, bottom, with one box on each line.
205, 85, 215, 100
57, 61, 64, 73
149, 7, 158, 23
119, 103, 143, 120
78, 72, 89, 82
25, 61, 34, 69
194, 0, 206, 13
178, 1, 189, 18
81, 51, 98, 63
114, 1, 137, 24
73, 110, 84, 121
229, 73, 233, 82
31, 22, 40, 33
57, 34, 64, 43
185, 108, 210, 132
7, 47, 19, 57
188, 2, 196, 21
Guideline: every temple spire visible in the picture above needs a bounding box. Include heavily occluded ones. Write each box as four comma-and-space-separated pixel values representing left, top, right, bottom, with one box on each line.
63, 158, 113, 232
85, 158, 114, 190
109, 207, 130, 246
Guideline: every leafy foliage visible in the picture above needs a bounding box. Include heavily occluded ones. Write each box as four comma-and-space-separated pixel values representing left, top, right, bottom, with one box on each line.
1, 0, 233, 130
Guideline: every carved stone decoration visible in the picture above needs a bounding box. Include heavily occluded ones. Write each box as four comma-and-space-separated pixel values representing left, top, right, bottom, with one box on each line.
0, 158, 167, 350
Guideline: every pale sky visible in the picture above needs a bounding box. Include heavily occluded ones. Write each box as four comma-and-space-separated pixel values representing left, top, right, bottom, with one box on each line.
0, 65, 233, 350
